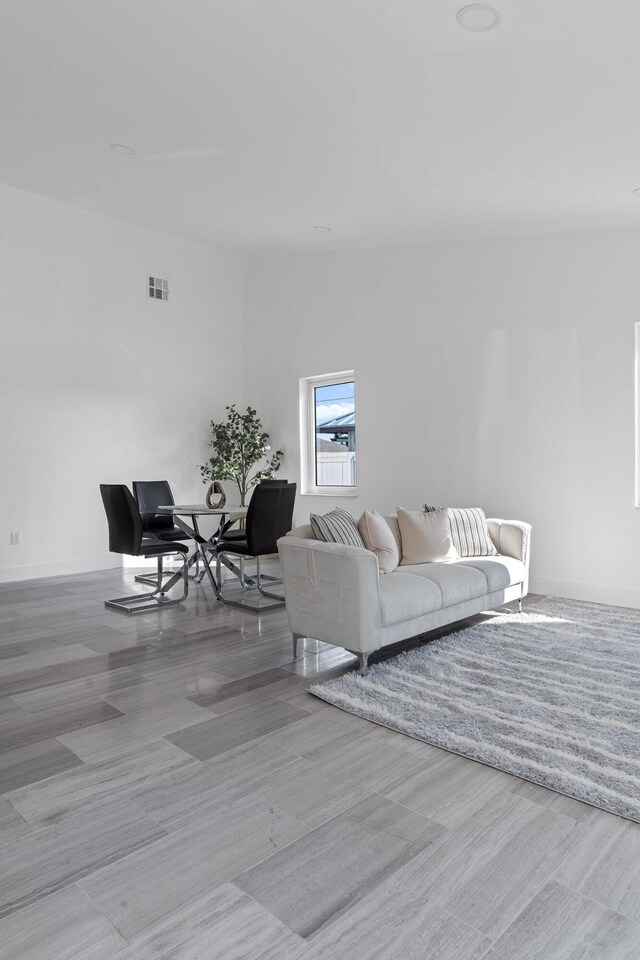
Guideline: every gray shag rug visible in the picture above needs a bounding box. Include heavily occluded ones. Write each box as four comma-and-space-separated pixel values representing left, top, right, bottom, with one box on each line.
310, 597, 640, 822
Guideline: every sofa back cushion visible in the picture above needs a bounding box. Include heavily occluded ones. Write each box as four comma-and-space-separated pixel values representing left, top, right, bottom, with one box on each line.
310, 508, 365, 548
383, 515, 403, 555
397, 507, 459, 564
425, 505, 497, 557
358, 510, 399, 574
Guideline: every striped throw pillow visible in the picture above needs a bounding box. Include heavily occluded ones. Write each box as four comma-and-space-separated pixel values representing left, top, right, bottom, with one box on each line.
310, 508, 366, 548
424, 505, 497, 557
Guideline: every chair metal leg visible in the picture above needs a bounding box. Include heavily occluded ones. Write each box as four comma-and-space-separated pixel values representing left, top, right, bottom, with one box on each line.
135, 551, 200, 588
215, 552, 284, 612
256, 556, 286, 603
105, 552, 189, 615
134, 555, 168, 588
258, 571, 282, 583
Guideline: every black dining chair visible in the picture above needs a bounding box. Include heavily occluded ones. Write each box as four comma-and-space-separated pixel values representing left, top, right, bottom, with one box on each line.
219, 478, 292, 586
132, 480, 192, 588
212, 482, 296, 611
219, 479, 290, 545
100, 484, 189, 614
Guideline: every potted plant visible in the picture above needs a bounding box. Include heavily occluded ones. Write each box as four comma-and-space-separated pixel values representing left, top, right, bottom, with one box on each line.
200, 405, 284, 506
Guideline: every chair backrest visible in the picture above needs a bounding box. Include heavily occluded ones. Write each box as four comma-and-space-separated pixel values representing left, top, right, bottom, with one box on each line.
133, 480, 174, 532
258, 478, 289, 484
246, 482, 297, 556
100, 484, 144, 556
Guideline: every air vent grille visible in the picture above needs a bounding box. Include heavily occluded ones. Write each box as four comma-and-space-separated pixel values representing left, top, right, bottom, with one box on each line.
148, 276, 168, 301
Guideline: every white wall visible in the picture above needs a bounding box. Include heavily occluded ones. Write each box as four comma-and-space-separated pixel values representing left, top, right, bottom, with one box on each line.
244, 231, 640, 607
0, 185, 243, 582
6, 191, 640, 604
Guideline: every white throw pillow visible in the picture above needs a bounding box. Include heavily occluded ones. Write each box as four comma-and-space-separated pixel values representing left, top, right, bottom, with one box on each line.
358, 510, 399, 574
397, 506, 459, 565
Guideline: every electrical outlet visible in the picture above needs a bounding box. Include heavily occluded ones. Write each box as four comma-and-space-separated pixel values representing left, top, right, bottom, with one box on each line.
10, 531, 21, 545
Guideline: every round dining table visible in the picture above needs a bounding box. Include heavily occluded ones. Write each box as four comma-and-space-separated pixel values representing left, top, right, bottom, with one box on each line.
157, 503, 248, 599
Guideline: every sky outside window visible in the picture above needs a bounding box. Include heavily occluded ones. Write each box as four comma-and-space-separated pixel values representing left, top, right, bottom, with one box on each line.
314, 381, 355, 427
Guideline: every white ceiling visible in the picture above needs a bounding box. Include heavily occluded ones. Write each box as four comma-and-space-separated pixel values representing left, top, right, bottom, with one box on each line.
3, 0, 640, 252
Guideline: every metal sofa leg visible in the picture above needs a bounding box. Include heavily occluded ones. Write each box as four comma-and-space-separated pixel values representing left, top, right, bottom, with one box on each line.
358, 652, 369, 675
518, 581, 524, 613
292, 632, 303, 659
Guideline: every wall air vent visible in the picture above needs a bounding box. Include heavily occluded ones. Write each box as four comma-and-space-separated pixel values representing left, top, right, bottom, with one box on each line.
148, 276, 168, 301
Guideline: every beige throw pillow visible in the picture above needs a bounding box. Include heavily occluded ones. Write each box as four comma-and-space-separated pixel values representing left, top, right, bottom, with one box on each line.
397, 506, 459, 565
358, 510, 399, 574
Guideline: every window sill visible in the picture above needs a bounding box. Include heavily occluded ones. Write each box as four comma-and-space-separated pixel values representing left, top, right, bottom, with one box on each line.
301, 488, 359, 498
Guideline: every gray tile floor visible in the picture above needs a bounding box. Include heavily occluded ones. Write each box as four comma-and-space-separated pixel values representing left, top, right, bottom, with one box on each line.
0, 568, 639, 958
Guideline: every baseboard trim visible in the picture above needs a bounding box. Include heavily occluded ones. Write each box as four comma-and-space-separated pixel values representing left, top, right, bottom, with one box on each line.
0, 555, 121, 584
529, 575, 640, 611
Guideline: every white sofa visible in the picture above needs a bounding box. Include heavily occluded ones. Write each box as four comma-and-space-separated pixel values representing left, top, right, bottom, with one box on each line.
277, 515, 531, 673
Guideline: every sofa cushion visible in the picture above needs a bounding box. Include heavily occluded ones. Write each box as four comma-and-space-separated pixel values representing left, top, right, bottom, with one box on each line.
358, 509, 399, 574
383, 515, 402, 555
397, 507, 459, 564
394, 562, 488, 607
455, 556, 525, 592
379, 572, 442, 625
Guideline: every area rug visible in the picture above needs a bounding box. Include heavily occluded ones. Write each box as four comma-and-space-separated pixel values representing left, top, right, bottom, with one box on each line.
310, 597, 640, 822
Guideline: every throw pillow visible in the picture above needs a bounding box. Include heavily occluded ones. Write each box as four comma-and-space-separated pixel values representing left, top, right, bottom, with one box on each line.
397, 506, 459, 564
358, 510, 399, 574
424, 504, 497, 557
310, 508, 366, 548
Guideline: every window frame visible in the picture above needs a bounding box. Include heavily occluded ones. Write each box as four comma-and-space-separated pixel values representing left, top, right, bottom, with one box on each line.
633, 323, 640, 509
300, 370, 358, 497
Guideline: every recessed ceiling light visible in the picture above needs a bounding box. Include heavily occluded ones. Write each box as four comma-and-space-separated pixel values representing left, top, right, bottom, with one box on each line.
456, 4, 501, 32
313, 225, 332, 232
110, 143, 135, 155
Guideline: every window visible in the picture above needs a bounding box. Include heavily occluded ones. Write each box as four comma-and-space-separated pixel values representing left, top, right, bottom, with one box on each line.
300, 371, 357, 495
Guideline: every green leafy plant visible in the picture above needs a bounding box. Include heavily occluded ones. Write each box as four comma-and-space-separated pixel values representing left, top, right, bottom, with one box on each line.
200, 405, 283, 505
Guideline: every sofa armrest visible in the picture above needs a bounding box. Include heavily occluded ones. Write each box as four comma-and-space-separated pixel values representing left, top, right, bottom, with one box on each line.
277, 536, 382, 654
287, 523, 314, 539
487, 518, 531, 593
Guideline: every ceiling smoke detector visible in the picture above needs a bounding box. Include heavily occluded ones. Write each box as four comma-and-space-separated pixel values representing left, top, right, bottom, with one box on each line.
456, 4, 501, 32
110, 143, 135, 155
313, 225, 332, 232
